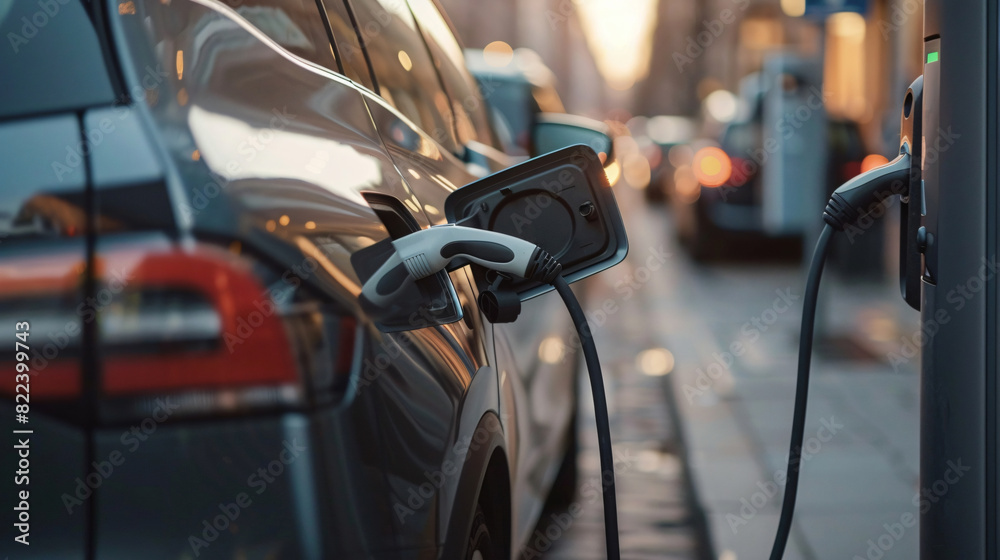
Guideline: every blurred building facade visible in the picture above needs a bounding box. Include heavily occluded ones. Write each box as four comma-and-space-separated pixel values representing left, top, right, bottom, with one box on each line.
636, 0, 924, 152
440, 0, 923, 146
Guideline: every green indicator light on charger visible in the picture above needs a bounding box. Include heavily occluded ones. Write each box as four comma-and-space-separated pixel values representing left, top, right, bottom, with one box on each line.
928, 52, 940, 63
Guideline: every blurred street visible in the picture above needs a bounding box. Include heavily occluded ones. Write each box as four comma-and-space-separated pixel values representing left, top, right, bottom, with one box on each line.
549, 184, 921, 559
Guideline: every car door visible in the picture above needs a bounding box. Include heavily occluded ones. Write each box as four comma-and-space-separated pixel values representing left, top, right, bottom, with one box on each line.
403, 1, 581, 544
105, 0, 493, 556
321, 0, 508, 547
342, 0, 580, 549
407, 3, 579, 545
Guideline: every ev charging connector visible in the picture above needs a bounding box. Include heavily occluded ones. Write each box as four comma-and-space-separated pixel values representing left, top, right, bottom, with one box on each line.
822, 143, 912, 231
360, 224, 561, 308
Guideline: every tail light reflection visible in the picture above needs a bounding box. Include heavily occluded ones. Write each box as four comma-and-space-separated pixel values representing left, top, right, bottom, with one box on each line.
1, 239, 360, 423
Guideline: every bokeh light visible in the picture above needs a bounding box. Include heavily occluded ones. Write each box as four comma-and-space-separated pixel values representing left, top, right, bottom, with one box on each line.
668, 145, 694, 168
705, 90, 739, 123
861, 154, 890, 173
483, 40, 514, 67
637, 348, 675, 377
623, 153, 652, 189
674, 165, 700, 203
538, 336, 566, 365
693, 147, 733, 188
780, 0, 805, 17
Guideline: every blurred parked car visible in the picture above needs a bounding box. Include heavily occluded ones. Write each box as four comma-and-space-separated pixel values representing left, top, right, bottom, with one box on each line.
465, 47, 613, 168
630, 115, 697, 203
672, 85, 873, 260
464, 48, 566, 157
0, 0, 607, 557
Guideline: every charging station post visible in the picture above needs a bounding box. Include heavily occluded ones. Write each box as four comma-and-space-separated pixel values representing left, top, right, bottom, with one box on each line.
916, 1, 993, 558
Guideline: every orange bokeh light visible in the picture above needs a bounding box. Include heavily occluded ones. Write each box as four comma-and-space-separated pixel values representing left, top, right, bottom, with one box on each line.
861, 154, 890, 173
693, 147, 732, 188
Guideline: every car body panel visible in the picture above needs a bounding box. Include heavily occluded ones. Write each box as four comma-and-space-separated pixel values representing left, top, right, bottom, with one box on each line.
360, 70, 576, 556
0, 0, 577, 556
0, 403, 88, 558
0, 114, 91, 558
108, 0, 572, 557
494, 307, 577, 551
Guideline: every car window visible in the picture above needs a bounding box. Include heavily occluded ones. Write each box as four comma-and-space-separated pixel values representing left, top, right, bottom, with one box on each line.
0, 0, 115, 119
406, 0, 496, 148
347, 0, 460, 153
321, 0, 376, 89
226, 0, 337, 71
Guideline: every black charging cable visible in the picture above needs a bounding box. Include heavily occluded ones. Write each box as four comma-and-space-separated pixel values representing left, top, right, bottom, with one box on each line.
767, 224, 835, 560
767, 147, 912, 559
552, 276, 621, 560
356, 225, 621, 558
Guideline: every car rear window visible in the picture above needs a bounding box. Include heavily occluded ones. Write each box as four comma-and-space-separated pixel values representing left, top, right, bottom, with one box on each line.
0, 0, 116, 120
0, 115, 88, 242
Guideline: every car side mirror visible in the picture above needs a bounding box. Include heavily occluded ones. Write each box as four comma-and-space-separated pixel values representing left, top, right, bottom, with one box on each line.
532, 113, 613, 161
445, 145, 628, 301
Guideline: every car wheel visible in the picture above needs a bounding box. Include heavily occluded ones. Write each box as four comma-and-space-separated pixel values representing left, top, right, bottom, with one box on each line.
467, 505, 500, 560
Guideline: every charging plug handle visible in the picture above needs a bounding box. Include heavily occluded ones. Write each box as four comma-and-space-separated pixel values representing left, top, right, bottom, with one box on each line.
357, 224, 620, 560
823, 145, 912, 231
361, 224, 562, 307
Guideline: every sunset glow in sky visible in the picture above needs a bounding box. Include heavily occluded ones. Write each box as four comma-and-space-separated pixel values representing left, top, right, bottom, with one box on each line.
575, 0, 659, 90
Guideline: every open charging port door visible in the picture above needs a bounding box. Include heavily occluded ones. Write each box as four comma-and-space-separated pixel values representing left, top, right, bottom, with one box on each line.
445, 145, 628, 301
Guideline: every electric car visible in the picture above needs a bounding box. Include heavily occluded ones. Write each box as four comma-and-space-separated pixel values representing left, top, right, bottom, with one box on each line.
464, 47, 614, 187
0, 0, 596, 557
675, 118, 869, 259
634, 115, 697, 203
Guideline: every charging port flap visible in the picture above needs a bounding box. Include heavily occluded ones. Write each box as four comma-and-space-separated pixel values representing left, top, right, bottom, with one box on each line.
445, 145, 628, 300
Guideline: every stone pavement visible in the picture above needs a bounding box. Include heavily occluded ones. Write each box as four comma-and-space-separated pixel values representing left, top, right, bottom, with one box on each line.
536, 183, 921, 559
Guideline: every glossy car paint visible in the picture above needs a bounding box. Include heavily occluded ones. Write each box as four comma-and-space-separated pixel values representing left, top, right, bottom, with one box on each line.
0, 0, 577, 557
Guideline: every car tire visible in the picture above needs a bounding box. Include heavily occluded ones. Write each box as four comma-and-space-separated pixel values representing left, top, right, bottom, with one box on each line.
466, 504, 501, 560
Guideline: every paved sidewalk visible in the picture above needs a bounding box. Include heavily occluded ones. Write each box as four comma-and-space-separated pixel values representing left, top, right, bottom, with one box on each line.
629, 196, 922, 559
538, 183, 921, 559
